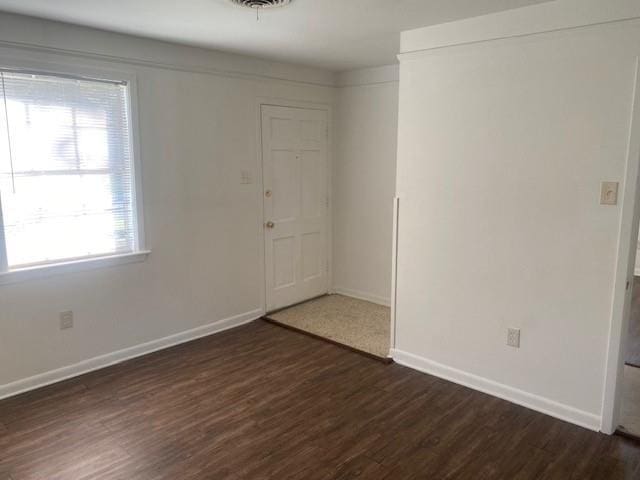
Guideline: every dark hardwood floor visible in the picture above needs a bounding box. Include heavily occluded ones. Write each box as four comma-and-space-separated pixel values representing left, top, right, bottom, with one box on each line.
627, 277, 640, 367
1, 320, 640, 479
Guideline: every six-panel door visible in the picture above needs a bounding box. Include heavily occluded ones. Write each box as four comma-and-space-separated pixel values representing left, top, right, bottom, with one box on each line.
261, 105, 328, 311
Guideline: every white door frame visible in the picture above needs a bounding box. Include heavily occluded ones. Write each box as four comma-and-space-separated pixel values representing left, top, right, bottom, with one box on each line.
601, 58, 640, 434
389, 196, 400, 352
255, 97, 333, 314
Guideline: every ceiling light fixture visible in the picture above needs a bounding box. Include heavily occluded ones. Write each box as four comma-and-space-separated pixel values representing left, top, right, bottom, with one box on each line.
229, 0, 292, 21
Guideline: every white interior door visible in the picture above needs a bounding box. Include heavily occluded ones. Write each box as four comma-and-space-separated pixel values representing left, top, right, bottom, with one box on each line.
262, 105, 329, 312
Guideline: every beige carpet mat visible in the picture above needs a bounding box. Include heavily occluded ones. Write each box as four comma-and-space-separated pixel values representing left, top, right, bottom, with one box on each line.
266, 294, 390, 359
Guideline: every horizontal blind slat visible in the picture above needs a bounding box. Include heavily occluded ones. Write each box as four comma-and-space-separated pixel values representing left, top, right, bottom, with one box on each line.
0, 70, 137, 268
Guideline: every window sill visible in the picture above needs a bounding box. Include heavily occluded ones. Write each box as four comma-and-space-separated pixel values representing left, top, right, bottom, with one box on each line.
0, 250, 151, 286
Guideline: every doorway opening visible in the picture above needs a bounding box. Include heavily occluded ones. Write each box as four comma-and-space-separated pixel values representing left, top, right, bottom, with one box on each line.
618, 254, 640, 437
259, 103, 391, 361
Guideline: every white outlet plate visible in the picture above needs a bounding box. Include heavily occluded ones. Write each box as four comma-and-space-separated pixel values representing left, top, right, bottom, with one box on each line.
60, 311, 74, 330
507, 328, 520, 348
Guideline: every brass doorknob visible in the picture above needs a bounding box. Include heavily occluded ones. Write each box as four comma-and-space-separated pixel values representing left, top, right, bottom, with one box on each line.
265, 221, 275, 229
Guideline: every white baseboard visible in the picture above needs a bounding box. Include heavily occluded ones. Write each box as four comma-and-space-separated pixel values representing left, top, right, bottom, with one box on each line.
332, 286, 391, 307
0, 308, 263, 401
391, 348, 601, 432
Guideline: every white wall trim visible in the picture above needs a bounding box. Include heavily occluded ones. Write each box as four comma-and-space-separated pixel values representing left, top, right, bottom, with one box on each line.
392, 348, 601, 432
389, 196, 400, 350
0, 308, 263, 401
333, 286, 391, 307
0, 250, 150, 286
400, 0, 640, 55
0, 13, 336, 88
0, 40, 334, 88
335, 64, 399, 87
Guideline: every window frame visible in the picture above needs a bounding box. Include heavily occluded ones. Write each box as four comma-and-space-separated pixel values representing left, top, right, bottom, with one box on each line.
0, 60, 149, 284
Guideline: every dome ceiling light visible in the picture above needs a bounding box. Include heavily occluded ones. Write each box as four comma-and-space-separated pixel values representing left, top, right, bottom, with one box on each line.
228, 0, 293, 21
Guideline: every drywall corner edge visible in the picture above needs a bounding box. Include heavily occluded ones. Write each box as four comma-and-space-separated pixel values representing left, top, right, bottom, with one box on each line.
332, 286, 391, 307
600, 57, 640, 435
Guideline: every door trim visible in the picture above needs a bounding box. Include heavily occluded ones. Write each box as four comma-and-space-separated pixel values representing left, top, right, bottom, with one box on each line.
255, 97, 333, 314
390, 196, 400, 352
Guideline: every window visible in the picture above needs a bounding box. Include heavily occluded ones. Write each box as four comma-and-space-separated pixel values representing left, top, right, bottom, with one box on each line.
0, 69, 143, 274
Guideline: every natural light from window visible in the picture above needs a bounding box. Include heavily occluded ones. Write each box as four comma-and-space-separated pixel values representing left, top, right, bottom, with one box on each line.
0, 70, 137, 270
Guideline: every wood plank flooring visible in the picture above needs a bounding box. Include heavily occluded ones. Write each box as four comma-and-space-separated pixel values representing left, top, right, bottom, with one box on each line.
1, 320, 640, 479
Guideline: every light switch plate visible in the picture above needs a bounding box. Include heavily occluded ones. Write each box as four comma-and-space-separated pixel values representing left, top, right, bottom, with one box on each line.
601, 181, 619, 205
240, 170, 252, 185
507, 328, 520, 348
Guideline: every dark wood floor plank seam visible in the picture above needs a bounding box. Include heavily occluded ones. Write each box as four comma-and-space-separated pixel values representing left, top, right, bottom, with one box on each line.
262, 316, 393, 363
2, 321, 640, 480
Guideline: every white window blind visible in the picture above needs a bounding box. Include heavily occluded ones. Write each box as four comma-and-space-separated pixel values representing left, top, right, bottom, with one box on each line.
0, 70, 138, 270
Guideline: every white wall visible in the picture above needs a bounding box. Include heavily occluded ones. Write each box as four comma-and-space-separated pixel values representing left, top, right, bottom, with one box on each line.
0, 13, 335, 394
332, 66, 398, 306
394, 0, 640, 431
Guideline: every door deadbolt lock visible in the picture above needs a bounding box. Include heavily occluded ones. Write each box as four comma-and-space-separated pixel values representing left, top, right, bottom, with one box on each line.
265, 221, 275, 229
265, 190, 272, 198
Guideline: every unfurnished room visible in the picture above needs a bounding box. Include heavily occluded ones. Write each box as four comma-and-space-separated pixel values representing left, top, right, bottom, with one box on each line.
2, 0, 640, 478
